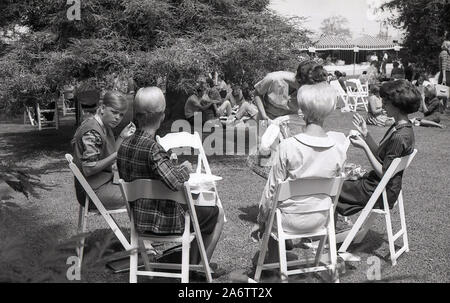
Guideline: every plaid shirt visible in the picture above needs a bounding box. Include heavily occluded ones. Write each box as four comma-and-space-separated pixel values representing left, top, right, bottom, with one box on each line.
117, 130, 190, 234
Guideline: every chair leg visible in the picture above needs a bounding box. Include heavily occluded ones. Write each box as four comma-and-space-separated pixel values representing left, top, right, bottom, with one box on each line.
397, 192, 409, 252
139, 239, 152, 272
130, 235, 138, 283
254, 231, 271, 282
181, 234, 190, 283
327, 211, 339, 283
77, 204, 89, 271
277, 235, 288, 282
382, 192, 397, 266
314, 236, 327, 267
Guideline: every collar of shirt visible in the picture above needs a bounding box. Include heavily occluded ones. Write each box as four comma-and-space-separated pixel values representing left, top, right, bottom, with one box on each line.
293, 133, 336, 148
133, 129, 157, 139
94, 114, 107, 134
379, 121, 412, 147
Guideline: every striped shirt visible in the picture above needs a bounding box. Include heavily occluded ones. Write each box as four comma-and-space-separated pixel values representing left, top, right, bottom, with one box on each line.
117, 130, 190, 234
440, 50, 450, 72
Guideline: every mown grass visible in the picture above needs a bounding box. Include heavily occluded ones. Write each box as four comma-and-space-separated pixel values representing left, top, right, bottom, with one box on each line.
0, 108, 449, 283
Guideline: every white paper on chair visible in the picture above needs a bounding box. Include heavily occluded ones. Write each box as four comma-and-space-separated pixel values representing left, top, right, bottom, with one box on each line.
188, 173, 222, 207
189, 173, 222, 185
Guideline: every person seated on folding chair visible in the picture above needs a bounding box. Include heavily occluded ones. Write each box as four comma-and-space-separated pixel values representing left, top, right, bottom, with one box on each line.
250, 78, 349, 266
336, 80, 421, 226
71, 91, 136, 211
117, 87, 225, 273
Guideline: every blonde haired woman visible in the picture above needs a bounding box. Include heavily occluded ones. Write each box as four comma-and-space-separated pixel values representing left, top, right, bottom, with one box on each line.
251, 80, 349, 265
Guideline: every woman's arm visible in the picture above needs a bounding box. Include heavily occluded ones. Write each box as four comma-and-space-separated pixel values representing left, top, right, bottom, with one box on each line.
256, 145, 287, 228
83, 152, 117, 177
351, 136, 383, 178
254, 94, 269, 120
362, 143, 383, 177
364, 132, 379, 156
421, 97, 428, 113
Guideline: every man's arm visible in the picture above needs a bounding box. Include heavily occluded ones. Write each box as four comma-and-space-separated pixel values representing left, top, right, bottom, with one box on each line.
151, 144, 190, 191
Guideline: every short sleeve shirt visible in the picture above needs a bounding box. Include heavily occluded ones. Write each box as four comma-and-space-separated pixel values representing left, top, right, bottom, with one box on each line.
254, 71, 299, 119
257, 132, 349, 224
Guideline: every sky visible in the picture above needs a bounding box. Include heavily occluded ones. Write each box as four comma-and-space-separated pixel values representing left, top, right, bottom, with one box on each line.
268, 0, 402, 40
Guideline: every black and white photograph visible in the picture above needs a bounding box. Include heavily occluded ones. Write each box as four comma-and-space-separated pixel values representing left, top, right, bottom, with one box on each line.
0, 0, 449, 287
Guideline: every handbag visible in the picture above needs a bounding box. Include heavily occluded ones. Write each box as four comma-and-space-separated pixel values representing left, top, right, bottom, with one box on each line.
435, 84, 449, 99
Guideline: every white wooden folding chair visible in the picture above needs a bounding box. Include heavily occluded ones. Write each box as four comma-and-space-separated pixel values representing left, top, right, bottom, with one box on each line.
62, 90, 76, 116
65, 154, 131, 272
345, 80, 368, 112
330, 80, 352, 111
254, 177, 345, 283
119, 178, 213, 283
36, 103, 59, 131
338, 149, 417, 266
156, 131, 227, 222
24, 106, 37, 126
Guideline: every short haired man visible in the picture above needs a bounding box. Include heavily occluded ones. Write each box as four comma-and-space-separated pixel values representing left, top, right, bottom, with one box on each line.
117, 87, 225, 272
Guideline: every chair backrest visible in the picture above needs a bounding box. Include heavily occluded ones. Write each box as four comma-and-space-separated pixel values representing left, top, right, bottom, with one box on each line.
330, 80, 347, 96
65, 153, 131, 250
119, 178, 187, 205
156, 131, 210, 174
369, 149, 417, 203
345, 80, 359, 93
275, 177, 345, 208
347, 79, 367, 94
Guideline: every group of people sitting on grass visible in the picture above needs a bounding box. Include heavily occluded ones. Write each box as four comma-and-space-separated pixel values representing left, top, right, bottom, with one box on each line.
184, 75, 260, 127
70, 55, 430, 279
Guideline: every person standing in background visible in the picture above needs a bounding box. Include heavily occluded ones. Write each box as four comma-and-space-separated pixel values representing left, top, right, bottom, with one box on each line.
381, 51, 389, 76
438, 41, 450, 86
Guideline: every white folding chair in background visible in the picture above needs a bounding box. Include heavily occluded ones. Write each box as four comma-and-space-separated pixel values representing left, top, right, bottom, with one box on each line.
338, 149, 417, 266
156, 131, 227, 222
254, 177, 345, 283
24, 106, 37, 126
345, 80, 368, 112
36, 103, 59, 131
330, 80, 353, 111
65, 154, 131, 272
119, 178, 213, 283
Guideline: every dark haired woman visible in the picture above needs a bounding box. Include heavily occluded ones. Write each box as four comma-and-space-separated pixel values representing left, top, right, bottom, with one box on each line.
336, 80, 421, 217
72, 91, 136, 210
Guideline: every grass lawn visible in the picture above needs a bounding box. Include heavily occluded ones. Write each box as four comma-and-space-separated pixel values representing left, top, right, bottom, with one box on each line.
0, 108, 449, 283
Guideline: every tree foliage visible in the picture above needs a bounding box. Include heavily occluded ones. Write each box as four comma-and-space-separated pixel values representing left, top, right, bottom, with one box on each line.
319, 15, 352, 39
0, 0, 311, 115
381, 0, 450, 73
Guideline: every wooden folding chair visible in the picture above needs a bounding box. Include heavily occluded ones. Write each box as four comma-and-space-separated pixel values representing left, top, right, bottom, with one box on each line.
36, 103, 59, 131
345, 80, 368, 112
24, 106, 37, 126
338, 149, 417, 266
156, 131, 227, 222
330, 80, 352, 111
119, 178, 213, 283
254, 177, 345, 283
65, 154, 131, 272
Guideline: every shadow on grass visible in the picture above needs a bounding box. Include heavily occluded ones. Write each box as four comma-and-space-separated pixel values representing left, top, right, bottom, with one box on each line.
238, 205, 259, 223
0, 124, 75, 162
0, 205, 77, 282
